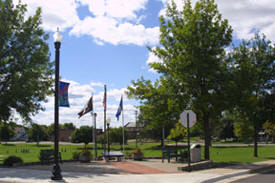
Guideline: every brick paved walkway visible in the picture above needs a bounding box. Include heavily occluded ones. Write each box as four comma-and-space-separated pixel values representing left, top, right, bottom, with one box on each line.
109, 161, 168, 174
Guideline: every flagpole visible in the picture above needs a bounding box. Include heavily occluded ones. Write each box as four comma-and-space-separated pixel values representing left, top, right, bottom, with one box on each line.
122, 95, 125, 153
104, 85, 106, 153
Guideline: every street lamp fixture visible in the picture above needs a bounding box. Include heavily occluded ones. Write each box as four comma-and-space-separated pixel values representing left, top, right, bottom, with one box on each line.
107, 118, 111, 153
52, 28, 62, 181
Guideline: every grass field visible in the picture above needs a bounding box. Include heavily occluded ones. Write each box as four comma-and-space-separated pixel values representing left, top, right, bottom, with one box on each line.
0, 142, 275, 164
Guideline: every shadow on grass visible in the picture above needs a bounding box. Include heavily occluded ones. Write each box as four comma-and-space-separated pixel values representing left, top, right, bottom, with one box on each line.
1, 144, 15, 146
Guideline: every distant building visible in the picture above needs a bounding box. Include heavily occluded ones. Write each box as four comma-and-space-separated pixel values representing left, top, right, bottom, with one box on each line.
124, 122, 143, 139
12, 127, 27, 141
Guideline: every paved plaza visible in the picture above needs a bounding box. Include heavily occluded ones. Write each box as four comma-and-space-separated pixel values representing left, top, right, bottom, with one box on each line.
0, 159, 274, 183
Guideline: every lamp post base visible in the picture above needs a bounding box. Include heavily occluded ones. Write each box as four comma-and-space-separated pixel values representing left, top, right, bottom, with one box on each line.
51, 164, 62, 180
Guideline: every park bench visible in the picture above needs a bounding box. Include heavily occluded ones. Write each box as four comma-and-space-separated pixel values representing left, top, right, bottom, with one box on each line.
39, 149, 62, 164
102, 151, 124, 162
162, 146, 179, 163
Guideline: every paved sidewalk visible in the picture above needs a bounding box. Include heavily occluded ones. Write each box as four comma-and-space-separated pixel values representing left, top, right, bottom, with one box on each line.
0, 159, 274, 183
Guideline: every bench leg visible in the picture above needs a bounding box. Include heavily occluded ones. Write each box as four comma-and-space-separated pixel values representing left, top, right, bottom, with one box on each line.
104, 157, 109, 162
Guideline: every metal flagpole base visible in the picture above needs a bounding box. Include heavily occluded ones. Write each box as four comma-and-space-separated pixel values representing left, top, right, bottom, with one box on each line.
51, 164, 62, 180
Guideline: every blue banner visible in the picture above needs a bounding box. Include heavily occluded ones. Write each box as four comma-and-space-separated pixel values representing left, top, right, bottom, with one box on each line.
59, 81, 70, 107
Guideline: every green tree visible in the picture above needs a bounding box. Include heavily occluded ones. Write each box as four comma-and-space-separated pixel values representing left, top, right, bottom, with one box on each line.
0, 122, 15, 142
97, 133, 106, 149
0, 0, 53, 122
228, 34, 275, 156
262, 121, 275, 143
109, 127, 128, 149
130, 0, 232, 160
127, 78, 180, 147
27, 123, 49, 145
71, 126, 93, 149
63, 123, 76, 130
167, 122, 186, 147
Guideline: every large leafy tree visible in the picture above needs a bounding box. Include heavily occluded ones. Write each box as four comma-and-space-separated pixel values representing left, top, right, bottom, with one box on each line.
147, 0, 232, 159
0, 0, 53, 122
27, 123, 49, 145
127, 77, 181, 147
228, 34, 275, 157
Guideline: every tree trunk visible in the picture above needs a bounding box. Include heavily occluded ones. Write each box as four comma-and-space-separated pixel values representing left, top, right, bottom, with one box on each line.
203, 113, 210, 160
161, 126, 165, 147
253, 123, 258, 157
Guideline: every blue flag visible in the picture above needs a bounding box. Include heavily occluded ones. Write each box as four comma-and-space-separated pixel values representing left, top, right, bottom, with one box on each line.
115, 96, 123, 120
59, 81, 70, 107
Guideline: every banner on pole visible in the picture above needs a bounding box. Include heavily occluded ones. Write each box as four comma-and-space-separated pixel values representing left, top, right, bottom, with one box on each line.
59, 81, 70, 107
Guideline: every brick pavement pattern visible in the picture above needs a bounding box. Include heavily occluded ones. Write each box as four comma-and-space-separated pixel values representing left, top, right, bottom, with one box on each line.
109, 161, 168, 174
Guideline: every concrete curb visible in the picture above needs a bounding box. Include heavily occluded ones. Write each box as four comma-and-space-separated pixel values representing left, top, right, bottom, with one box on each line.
249, 164, 275, 173
178, 160, 213, 171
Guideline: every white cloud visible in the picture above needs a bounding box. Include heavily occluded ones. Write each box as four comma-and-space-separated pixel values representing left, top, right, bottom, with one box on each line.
159, 0, 275, 42
146, 47, 162, 73
13, 0, 79, 31
31, 80, 135, 128
77, 0, 148, 20
215, 0, 275, 41
13, 0, 159, 46
70, 16, 159, 46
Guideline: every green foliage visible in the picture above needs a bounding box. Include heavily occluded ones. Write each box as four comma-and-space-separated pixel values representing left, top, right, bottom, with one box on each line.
71, 126, 93, 145
234, 119, 253, 141
3, 156, 23, 166
63, 123, 76, 130
128, 0, 233, 160
109, 127, 128, 147
97, 133, 106, 149
228, 34, 275, 156
0, 122, 15, 141
262, 121, 275, 136
133, 147, 143, 155
0, 0, 54, 122
167, 122, 186, 143
27, 123, 49, 142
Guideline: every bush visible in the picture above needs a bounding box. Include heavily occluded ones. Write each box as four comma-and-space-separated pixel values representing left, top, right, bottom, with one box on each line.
79, 150, 93, 162
132, 147, 144, 161
3, 156, 23, 167
72, 152, 81, 160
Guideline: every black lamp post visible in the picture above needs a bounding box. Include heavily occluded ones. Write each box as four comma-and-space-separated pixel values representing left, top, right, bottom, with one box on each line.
107, 118, 111, 153
51, 28, 62, 180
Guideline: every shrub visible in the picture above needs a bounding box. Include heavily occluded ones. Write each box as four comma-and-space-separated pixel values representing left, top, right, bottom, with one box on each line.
79, 150, 93, 162
132, 147, 144, 161
3, 156, 23, 167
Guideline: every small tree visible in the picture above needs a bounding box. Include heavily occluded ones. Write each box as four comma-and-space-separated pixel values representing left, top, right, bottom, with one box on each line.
109, 127, 128, 149
97, 134, 106, 149
262, 121, 275, 143
71, 126, 93, 149
27, 123, 49, 146
167, 122, 186, 147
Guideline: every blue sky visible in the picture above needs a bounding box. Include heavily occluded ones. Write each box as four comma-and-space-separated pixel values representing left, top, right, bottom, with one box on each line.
13, 0, 275, 128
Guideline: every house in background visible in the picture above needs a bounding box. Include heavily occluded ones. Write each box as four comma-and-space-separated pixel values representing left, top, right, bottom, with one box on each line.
12, 127, 27, 141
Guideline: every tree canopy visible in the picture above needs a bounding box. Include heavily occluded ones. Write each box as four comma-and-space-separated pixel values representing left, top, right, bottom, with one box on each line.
128, 0, 232, 159
0, 0, 53, 122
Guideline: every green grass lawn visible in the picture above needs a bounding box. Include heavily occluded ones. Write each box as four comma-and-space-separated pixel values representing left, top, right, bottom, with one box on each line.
1, 142, 275, 164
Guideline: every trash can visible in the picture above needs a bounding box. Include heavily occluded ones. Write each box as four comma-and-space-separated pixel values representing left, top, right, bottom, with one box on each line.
190, 144, 201, 163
